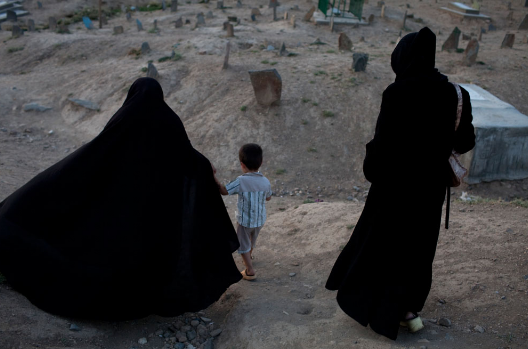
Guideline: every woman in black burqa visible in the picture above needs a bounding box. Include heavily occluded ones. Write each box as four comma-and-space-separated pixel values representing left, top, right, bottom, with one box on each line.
325, 27, 475, 340
0, 77, 242, 320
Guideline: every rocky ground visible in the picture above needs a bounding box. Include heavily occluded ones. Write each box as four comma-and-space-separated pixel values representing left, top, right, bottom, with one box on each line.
1, 0, 528, 348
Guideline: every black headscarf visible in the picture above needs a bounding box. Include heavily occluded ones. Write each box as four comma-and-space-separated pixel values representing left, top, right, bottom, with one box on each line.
391, 27, 447, 82
0, 77, 242, 320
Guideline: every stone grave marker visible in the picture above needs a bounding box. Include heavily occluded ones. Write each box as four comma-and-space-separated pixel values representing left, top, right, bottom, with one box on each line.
381, 5, 386, 18
114, 26, 124, 34
141, 42, 151, 54
368, 14, 374, 24
279, 42, 288, 56
251, 8, 261, 16
101, 13, 108, 25
162, 0, 166, 11
501, 33, 515, 48
147, 62, 159, 79
217, 1, 223, 9
236, 0, 242, 8
304, 6, 315, 21
248, 69, 282, 106
226, 22, 234, 37
27, 19, 35, 32
290, 15, 296, 28
352, 53, 369, 72
12, 25, 22, 38
462, 38, 479, 66
49, 17, 57, 30
137, 19, 143, 31
175, 17, 183, 28
525, 0, 528, 7
251, 14, 256, 21
206, 11, 213, 19
338, 33, 353, 51
171, 1, 178, 12
402, 10, 407, 29
284, 12, 288, 20
519, 15, 528, 30
196, 13, 205, 25
442, 27, 461, 51
6, 10, 17, 22
154, 19, 158, 30
126, 12, 132, 21
83, 16, 94, 29
222, 41, 231, 69
24, 103, 52, 112
37, 1, 42, 9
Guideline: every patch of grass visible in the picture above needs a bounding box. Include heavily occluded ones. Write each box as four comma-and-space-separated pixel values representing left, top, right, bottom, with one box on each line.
309, 80, 315, 84
314, 70, 327, 76
270, 61, 278, 65
240, 105, 247, 112
171, 52, 183, 61
347, 224, 355, 230
301, 120, 308, 125
141, 67, 148, 72
148, 28, 158, 34
7, 46, 24, 53
303, 199, 315, 204
307, 147, 317, 153
477, 61, 486, 65
287, 52, 299, 57
138, 3, 164, 11
301, 97, 311, 103
261, 60, 269, 64
276, 168, 286, 175
390, 41, 396, 44
322, 110, 334, 117
456, 48, 465, 53
158, 56, 171, 62
326, 50, 336, 54
312, 102, 318, 106
510, 199, 528, 208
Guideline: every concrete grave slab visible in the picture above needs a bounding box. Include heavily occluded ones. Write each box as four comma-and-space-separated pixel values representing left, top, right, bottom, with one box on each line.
440, 2, 491, 20
459, 84, 528, 183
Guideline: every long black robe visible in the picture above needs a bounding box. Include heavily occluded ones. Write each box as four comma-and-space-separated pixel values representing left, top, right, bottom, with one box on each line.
0, 78, 242, 320
325, 27, 476, 340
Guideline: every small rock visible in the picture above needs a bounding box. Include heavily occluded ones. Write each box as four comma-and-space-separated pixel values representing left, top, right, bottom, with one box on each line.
69, 324, 81, 331
176, 331, 187, 342
181, 325, 191, 332
155, 329, 164, 336
438, 298, 446, 304
175, 343, 185, 349
438, 318, 451, 327
68, 98, 99, 111
474, 325, 485, 333
501, 295, 506, 300
203, 338, 214, 349
186, 330, 197, 341
289, 272, 296, 277
417, 339, 429, 343
200, 317, 212, 323
23, 103, 52, 112
210, 329, 222, 337
191, 320, 200, 327
266, 45, 275, 51
138, 337, 148, 345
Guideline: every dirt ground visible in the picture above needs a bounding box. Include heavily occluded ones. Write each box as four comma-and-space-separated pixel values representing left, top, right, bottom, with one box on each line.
1, 0, 528, 348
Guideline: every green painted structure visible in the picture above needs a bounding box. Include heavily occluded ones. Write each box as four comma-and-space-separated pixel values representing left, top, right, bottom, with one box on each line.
318, 0, 364, 19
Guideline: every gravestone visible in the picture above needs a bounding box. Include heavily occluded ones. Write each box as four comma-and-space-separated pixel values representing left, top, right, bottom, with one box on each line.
284, 12, 288, 20
226, 22, 234, 37
185, 19, 190, 24
162, 0, 166, 11
304, 6, 315, 21
114, 26, 124, 34
141, 42, 151, 54
236, 0, 242, 8
37, 1, 42, 9
49, 17, 57, 30
83, 16, 94, 29
290, 15, 296, 28
462, 38, 479, 66
352, 53, 369, 72
24, 103, 51, 112
217, 1, 223, 9
272, 0, 277, 21
251, 8, 261, 16
206, 11, 213, 19
526, 0, 528, 7
175, 17, 183, 28
519, 15, 528, 30
196, 13, 205, 25
488, 23, 497, 31
27, 19, 35, 32
171, 0, 178, 12
501, 33, 515, 48
279, 42, 288, 56
402, 10, 407, 29
126, 12, 131, 21
137, 19, 143, 31
12, 25, 22, 38
442, 27, 461, 51
154, 19, 158, 29
251, 14, 256, 21
6, 10, 17, 22
101, 13, 108, 25
368, 14, 374, 24
223, 41, 231, 69
248, 69, 282, 106
338, 33, 353, 51
147, 62, 159, 79
381, 5, 386, 18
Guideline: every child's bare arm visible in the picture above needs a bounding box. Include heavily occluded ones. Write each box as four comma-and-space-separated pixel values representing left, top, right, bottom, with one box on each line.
211, 163, 228, 195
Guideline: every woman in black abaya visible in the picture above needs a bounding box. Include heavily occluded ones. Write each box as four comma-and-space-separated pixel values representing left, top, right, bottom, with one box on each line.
0, 78, 242, 320
326, 27, 475, 340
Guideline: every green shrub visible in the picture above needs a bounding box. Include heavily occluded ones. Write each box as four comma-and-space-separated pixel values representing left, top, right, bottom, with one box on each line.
7, 46, 24, 53
322, 110, 334, 117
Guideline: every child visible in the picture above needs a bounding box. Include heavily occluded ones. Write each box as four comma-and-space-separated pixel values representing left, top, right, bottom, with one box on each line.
213, 144, 272, 281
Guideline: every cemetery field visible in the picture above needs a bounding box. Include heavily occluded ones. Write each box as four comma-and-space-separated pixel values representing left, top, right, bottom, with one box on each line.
1, 0, 528, 348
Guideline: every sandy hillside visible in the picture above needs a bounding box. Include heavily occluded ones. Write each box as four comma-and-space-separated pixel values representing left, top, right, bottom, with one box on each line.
1, 0, 528, 348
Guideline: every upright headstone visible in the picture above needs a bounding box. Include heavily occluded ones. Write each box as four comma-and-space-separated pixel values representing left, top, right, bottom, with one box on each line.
519, 14, 528, 30
338, 33, 353, 50
114, 26, 124, 34
226, 22, 234, 37
154, 19, 158, 29
290, 15, 296, 28
162, 0, 166, 11
272, 0, 277, 21
171, 0, 178, 12
501, 33, 515, 48
37, 1, 42, 9
12, 25, 22, 38
462, 38, 479, 66
126, 12, 132, 21
251, 8, 261, 16
175, 17, 183, 28
352, 53, 369, 72
137, 19, 143, 31
381, 5, 386, 18
248, 69, 282, 106
147, 62, 159, 79
83, 16, 95, 29
251, 14, 256, 21
141, 42, 151, 54
217, 1, 223, 9
402, 10, 407, 29
442, 27, 461, 51
101, 13, 108, 25
525, 0, 528, 7
27, 19, 35, 32
284, 12, 288, 20
279, 42, 288, 56
196, 13, 205, 25
49, 17, 57, 30
222, 41, 231, 69
7, 10, 17, 22
304, 6, 315, 21
236, 0, 242, 8
206, 11, 213, 19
